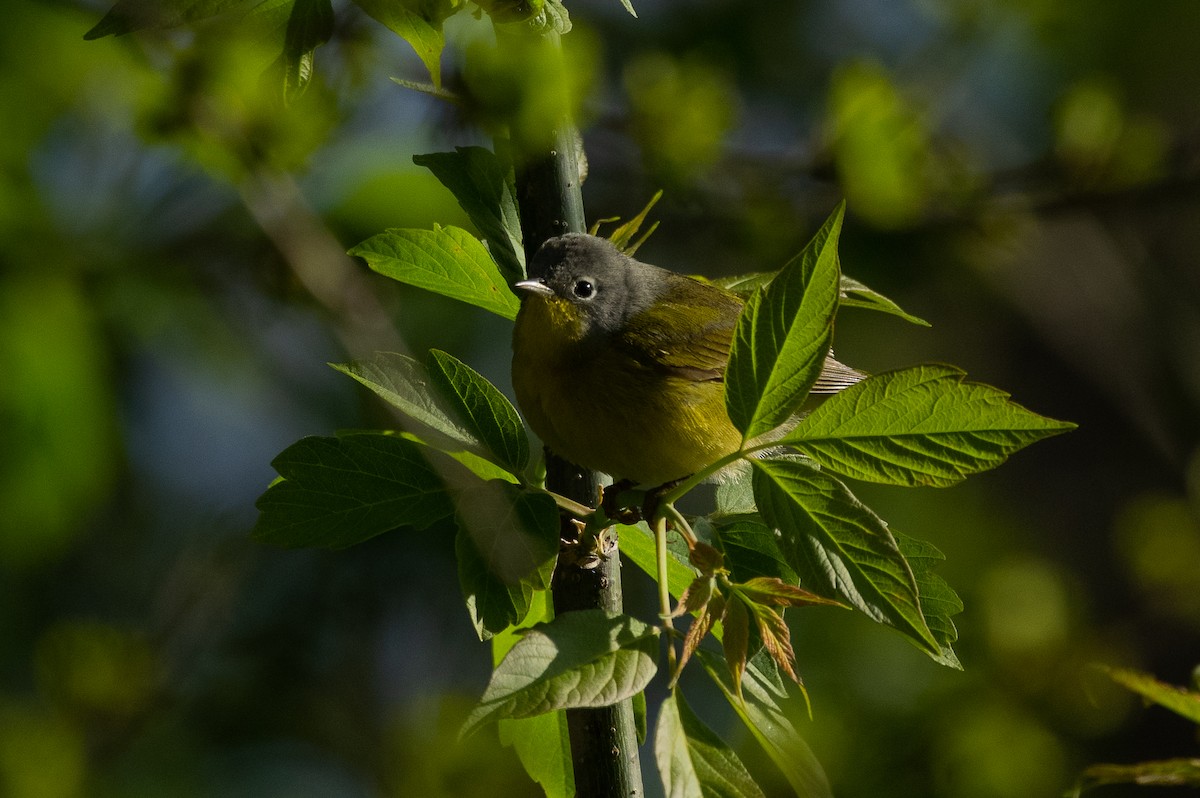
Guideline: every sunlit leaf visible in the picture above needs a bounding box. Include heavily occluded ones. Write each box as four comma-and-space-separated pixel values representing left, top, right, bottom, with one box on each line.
455, 481, 558, 639
253, 433, 454, 548
461, 610, 659, 738
350, 0, 459, 87
751, 457, 939, 655
330, 352, 484, 454
896, 534, 962, 669
427, 349, 529, 474
605, 190, 663, 253
414, 147, 525, 285
1072, 759, 1200, 795
838, 275, 930, 326
619, 523, 697, 600
700, 650, 832, 798
655, 690, 765, 798
735, 577, 843, 610
782, 365, 1077, 487
1099, 666, 1200, 724
349, 225, 521, 320
726, 204, 843, 440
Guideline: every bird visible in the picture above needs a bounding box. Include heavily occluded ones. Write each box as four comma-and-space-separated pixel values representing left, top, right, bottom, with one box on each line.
511, 233, 863, 487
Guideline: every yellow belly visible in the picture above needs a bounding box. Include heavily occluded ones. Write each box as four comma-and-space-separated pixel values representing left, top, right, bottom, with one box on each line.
513, 304, 741, 485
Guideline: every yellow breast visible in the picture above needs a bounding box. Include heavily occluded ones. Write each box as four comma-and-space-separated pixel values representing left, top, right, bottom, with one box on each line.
512, 297, 741, 485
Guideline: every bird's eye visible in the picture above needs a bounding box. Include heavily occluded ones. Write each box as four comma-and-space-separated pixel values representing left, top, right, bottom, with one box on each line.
572, 279, 595, 299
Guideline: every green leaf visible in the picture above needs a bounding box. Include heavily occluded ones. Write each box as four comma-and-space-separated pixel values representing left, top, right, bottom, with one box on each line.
751, 457, 939, 656
838, 275, 930, 326
253, 433, 453, 548
349, 225, 521, 320
413, 148, 525, 286
633, 690, 648, 745
726, 204, 843, 440
713, 470, 757, 517
782, 365, 1077, 487
619, 523, 697, 600
700, 650, 832, 798
427, 349, 529, 474
84, 0, 256, 38
1099, 666, 1200, 724
1072, 759, 1200, 795
461, 610, 659, 738
455, 481, 558, 639
350, 0, 459, 87
330, 352, 485, 454
895, 534, 962, 669
279, 0, 332, 102
499, 712, 574, 798
710, 518, 797, 584
655, 690, 766, 798
492, 592, 574, 798
617, 0, 638, 17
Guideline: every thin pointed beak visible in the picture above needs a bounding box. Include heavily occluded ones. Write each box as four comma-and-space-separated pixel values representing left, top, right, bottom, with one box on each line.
514, 278, 554, 297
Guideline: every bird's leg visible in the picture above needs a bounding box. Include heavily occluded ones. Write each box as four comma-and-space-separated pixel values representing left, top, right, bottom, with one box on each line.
641, 478, 684, 528
600, 479, 644, 525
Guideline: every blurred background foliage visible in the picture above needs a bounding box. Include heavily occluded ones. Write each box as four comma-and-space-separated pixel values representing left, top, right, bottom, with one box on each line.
2, 0, 1199, 795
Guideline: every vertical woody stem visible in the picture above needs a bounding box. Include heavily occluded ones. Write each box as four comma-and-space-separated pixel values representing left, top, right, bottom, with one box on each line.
503, 34, 645, 798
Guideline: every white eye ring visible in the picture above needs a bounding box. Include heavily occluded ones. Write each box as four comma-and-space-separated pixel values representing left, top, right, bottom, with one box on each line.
572, 279, 595, 299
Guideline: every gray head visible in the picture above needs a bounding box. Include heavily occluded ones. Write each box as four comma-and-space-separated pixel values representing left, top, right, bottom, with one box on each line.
516, 233, 664, 336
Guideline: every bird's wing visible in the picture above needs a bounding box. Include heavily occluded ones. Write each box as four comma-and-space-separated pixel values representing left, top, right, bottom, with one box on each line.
811, 351, 869, 394
615, 278, 869, 391
614, 288, 738, 382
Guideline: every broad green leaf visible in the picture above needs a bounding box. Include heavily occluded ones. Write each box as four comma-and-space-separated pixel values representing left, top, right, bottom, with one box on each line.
413, 148, 525, 285
700, 650, 832, 798
1071, 759, 1200, 795
710, 518, 797, 584
783, 365, 1077, 487
619, 523, 697, 600
253, 433, 453, 548
655, 690, 765, 798
726, 204, 843, 440
427, 350, 529, 474
499, 712, 574, 798
331, 353, 485, 453
1099, 666, 1200, 724
713, 470, 757, 517
455, 481, 558, 639
838, 275, 930, 326
350, 225, 521, 320
84, 0, 256, 38
350, 0, 459, 87
492, 593, 574, 798
461, 610, 659, 738
895, 534, 962, 669
751, 457, 939, 655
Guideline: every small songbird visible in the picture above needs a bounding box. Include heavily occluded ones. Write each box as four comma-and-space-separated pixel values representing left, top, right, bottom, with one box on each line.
511, 233, 863, 486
